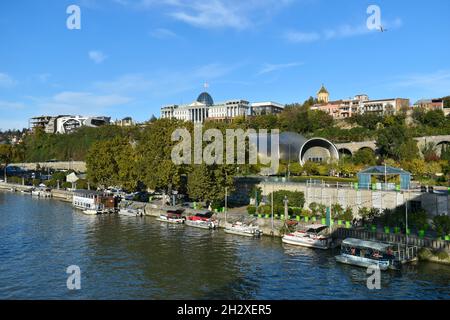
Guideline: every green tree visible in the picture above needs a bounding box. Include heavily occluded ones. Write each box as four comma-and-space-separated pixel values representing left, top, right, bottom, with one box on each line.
352, 148, 376, 166
0, 144, 13, 182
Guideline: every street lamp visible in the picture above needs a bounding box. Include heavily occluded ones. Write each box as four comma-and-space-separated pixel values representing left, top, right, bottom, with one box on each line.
283, 195, 289, 221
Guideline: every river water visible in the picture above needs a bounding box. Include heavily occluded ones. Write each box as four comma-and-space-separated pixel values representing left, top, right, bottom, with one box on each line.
0, 191, 449, 300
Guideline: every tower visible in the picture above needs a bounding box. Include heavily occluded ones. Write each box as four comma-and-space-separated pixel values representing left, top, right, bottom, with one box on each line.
317, 84, 329, 104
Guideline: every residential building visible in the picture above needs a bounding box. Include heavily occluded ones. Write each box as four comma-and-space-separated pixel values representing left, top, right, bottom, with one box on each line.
30, 115, 111, 134
413, 99, 444, 111
250, 102, 284, 116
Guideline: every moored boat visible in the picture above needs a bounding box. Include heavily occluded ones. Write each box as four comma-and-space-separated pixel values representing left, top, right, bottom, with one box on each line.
82, 209, 100, 215
73, 190, 118, 213
224, 222, 262, 237
157, 209, 185, 224
119, 208, 144, 217
185, 210, 217, 229
282, 224, 333, 250
335, 238, 401, 271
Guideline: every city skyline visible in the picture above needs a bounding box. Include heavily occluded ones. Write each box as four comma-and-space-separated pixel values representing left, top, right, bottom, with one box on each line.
1, 0, 450, 130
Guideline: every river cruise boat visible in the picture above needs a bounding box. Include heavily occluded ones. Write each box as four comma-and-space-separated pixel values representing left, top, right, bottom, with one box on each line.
225, 222, 263, 237
335, 238, 401, 271
73, 190, 117, 214
282, 224, 333, 249
185, 210, 217, 229
157, 208, 185, 224
119, 208, 144, 217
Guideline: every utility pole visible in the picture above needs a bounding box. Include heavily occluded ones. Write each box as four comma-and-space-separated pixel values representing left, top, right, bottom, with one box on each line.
271, 185, 274, 232
225, 186, 228, 226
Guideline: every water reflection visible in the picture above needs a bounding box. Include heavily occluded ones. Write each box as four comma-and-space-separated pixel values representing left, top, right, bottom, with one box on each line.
0, 191, 449, 299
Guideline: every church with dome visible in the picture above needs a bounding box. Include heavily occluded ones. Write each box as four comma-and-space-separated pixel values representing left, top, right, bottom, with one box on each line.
161, 85, 251, 123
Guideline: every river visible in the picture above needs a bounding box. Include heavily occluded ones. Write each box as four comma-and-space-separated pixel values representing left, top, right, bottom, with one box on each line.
0, 191, 449, 300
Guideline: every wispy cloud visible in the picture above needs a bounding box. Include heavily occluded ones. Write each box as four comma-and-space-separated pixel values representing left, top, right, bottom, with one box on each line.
88, 50, 107, 64
114, 0, 294, 30
0, 100, 25, 110
257, 62, 303, 76
285, 18, 403, 43
390, 70, 450, 97
30, 91, 131, 115
94, 74, 153, 93
0, 73, 17, 88
150, 28, 178, 39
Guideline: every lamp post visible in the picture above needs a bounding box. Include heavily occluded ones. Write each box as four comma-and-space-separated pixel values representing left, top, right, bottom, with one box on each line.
283, 195, 289, 221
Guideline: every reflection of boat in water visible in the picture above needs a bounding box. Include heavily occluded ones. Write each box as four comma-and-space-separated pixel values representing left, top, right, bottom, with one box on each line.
185, 210, 217, 229
157, 208, 185, 224
119, 208, 144, 217
335, 238, 403, 271
282, 224, 333, 250
225, 222, 262, 237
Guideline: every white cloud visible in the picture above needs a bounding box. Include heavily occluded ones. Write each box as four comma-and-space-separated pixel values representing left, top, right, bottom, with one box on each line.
257, 62, 303, 75
0, 100, 25, 110
31, 91, 131, 115
88, 50, 107, 64
391, 70, 450, 95
285, 18, 403, 43
115, 0, 293, 30
150, 28, 178, 39
0, 73, 17, 88
284, 31, 321, 43
94, 74, 154, 93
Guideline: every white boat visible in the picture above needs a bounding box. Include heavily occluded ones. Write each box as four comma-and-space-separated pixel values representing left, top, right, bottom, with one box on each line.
224, 222, 262, 237
156, 209, 185, 224
282, 224, 333, 250
31, 188, 52, 198
119, 208, 144, 217
335, 238, 400, 271
185, 211, 217, 229
82, 209, 99, 215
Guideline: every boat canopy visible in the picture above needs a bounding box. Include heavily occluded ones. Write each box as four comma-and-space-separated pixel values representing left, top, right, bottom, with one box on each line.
304, 224, 328, 233
342, 238, 392, 252
194, 210, 214, 218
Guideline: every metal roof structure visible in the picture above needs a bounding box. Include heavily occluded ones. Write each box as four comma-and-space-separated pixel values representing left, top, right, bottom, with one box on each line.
342, 238, 392, 251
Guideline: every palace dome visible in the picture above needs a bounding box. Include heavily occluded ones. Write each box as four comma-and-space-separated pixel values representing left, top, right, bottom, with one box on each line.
197, 92, 214, 106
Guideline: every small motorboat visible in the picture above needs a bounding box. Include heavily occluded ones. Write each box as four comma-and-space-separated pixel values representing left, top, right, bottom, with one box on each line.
157, 209, 185, 224
282, 224, 333, 250
119, 208, 144, 217
224, 222, 262, 237
31, 187, 52, 198
185, 210, 217, 229
335, 238, 402, 271
82, 209, 99, 215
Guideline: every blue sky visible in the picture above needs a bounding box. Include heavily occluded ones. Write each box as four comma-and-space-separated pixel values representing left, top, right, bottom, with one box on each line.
1, 0, 450, 130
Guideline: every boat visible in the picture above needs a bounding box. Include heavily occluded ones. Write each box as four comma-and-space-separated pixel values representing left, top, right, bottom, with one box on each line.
73, 190, 118, 213
31, 187, 52, 198
335, 238, 401, 271
82, 209, 100, 215
119, 208, 144, 217
224, 222, 263, 237
157, 209, 185, 224
185, 210, 217, 229
282, 224, 333, 249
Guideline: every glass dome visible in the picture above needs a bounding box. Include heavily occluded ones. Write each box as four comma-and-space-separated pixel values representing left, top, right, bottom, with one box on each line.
197, 92, 214, 106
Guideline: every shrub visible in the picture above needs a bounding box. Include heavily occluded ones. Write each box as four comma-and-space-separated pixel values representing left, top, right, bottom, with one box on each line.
436, 250, 449, 261
247, 205, 256, 216
418, 248, 433, 260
